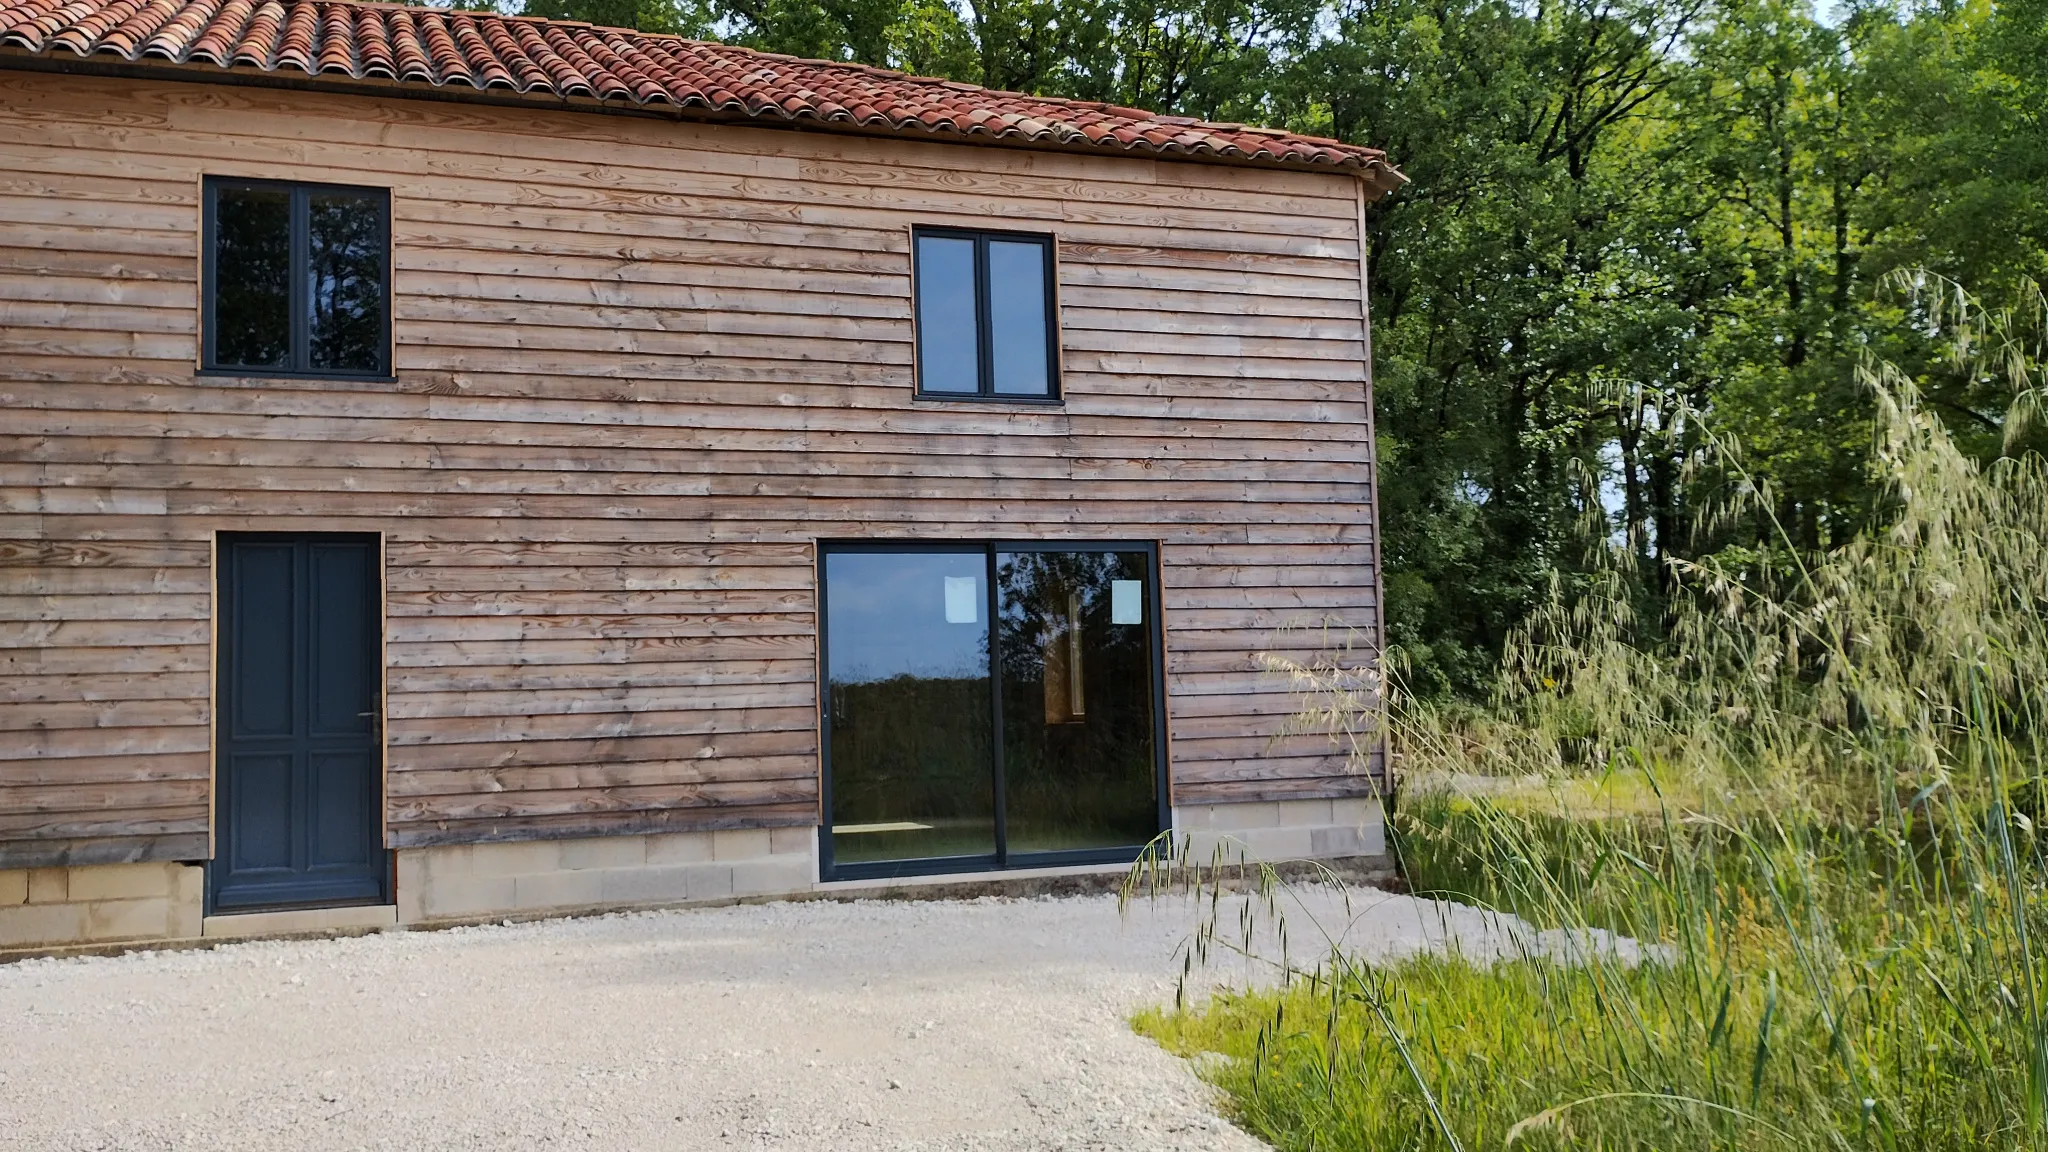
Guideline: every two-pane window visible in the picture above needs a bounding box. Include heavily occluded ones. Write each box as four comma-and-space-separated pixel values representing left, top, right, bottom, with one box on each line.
203, 178, 391, 378
913, 227, 1059, 401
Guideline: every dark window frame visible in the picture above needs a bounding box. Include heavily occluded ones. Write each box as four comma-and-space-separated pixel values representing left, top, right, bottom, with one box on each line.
201, 176, 394, 381
814, 538, 1170, 883
911, 226, 1063, 404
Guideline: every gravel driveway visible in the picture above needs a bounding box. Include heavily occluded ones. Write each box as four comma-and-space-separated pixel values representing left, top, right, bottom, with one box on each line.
0, 887, 1545, 1151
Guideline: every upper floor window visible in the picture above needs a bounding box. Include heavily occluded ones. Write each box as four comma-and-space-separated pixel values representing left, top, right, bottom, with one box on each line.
203, 178, 391, 378
913, 226, 1059, 401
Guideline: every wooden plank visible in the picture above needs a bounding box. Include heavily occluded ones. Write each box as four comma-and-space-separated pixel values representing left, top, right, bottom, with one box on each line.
1168, 730, 1356, 759
387, 657, 812, 695
1164, 646, 1353, 676
384, 588, 812, 617
0, 832, 210, 869
0, 618, 210, 649
0, 669, 208, 703
385, 804, 816, 849
1170, 755, 1377, 785
0, 539, 210, 567
386, 679, 810, 721
2, 383, 1372, 449
2, 778, 210, 814
0, 407, 1372, 466
387, 705, 818, 746
1172, 777, 1379, 805
6, 724, 210, 759
388, 727, 810, 772
0, 804, 208, 838
1164, 543, 1376, 567
0, 566, 211, 595
0, 750, 209, 788
0, 243, 195, 282
0, 643, 209, 676
0, 516, 1370, 549
0, 593, 209, 622
387, 541, 812, 567
389, 778, 817, 822
383, 634, 812, 667
385, 613, 812, 644
0, 697, 206, 731
3, 426, 1368, 478
389, 754, 819, 798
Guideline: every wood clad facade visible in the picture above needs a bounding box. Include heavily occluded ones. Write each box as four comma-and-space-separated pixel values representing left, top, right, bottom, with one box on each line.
0, 68, 1381, 870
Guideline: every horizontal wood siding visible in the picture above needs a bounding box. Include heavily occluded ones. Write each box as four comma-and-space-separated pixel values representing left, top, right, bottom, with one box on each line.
0, 71, 1380, 867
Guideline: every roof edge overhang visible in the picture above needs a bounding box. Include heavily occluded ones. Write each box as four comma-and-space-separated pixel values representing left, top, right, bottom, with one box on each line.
0, 47, 1407, 192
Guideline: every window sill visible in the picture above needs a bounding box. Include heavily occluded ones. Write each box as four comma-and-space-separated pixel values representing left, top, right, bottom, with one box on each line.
911, 393, 1066, 409
197, 369, 399, 384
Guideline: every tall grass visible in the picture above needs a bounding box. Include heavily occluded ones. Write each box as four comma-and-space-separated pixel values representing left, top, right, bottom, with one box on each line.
1131, 279, 2048, 1150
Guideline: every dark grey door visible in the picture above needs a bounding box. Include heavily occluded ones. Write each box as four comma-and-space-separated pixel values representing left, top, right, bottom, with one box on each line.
212, 534, 387, 911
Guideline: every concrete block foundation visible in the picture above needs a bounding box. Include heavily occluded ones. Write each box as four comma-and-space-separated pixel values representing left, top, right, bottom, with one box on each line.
1172, 797, 1386, 867
394, 826, 821, 924
0, 861, 202, 950
0, 797, 1389, 954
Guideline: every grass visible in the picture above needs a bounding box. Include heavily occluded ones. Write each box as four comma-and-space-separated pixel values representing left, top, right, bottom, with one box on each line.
1126, 278, 2048, 1151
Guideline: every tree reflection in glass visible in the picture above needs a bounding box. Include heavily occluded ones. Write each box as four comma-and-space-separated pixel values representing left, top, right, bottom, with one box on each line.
996, 550, 1158, 853
825, 551, 996, 865
308, 191, 386, 374
212, 187, 291, 369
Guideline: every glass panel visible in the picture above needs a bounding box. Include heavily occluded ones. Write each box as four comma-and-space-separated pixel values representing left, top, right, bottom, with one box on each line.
826, 551, 996, 865
308, 190, 386, 374
915, 235, 980, 393
988, 239, 1051, 396
211, 185, 291, 370
997, 550, 1158, 853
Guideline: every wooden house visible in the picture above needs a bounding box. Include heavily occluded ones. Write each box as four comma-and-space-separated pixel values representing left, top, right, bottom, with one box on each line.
0, 0, 1400, 952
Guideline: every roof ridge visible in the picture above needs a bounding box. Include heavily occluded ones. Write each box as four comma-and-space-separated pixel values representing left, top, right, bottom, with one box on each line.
0, 0, 1406, 188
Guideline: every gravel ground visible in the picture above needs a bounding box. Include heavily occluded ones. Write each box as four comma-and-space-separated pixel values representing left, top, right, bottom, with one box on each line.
0, 886, 1592, 1151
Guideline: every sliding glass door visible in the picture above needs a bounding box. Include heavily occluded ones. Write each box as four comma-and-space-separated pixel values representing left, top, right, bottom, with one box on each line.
821, 542, 1166, 879
820, 548, 996, 868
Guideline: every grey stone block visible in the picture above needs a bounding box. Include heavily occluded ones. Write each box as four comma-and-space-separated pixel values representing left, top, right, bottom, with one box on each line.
685, 865, 735, 900
712, 829, 773, 862
1310, 825, 1372, 857
768, 826, 815, 856
470, 840, 561, 879
65, 863, 171, 902
647, 832, 715, 865
419, 875, 516, 920
513, 869, 606, 911
600, 866, 695, 906
731, 857, 813, 898
560, 837, 647, 871
0, 903, 89, 948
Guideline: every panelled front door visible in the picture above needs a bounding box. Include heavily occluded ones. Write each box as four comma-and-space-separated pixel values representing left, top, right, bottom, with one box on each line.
212, 534, 388, 912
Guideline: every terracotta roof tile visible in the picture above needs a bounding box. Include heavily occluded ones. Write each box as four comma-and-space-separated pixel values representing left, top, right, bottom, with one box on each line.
0, 0, 1403, 185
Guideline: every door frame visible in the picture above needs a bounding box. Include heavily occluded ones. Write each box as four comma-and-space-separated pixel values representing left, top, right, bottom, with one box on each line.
207, 530, 391, 914
815, 539, 1171, 881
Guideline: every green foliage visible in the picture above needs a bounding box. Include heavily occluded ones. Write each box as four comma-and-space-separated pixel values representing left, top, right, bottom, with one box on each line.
1129, 292, 2048, 1149
508, 0, 714, 34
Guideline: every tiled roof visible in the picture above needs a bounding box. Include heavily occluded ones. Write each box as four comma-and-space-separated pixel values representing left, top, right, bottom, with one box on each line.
0, 0, 1403, 186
